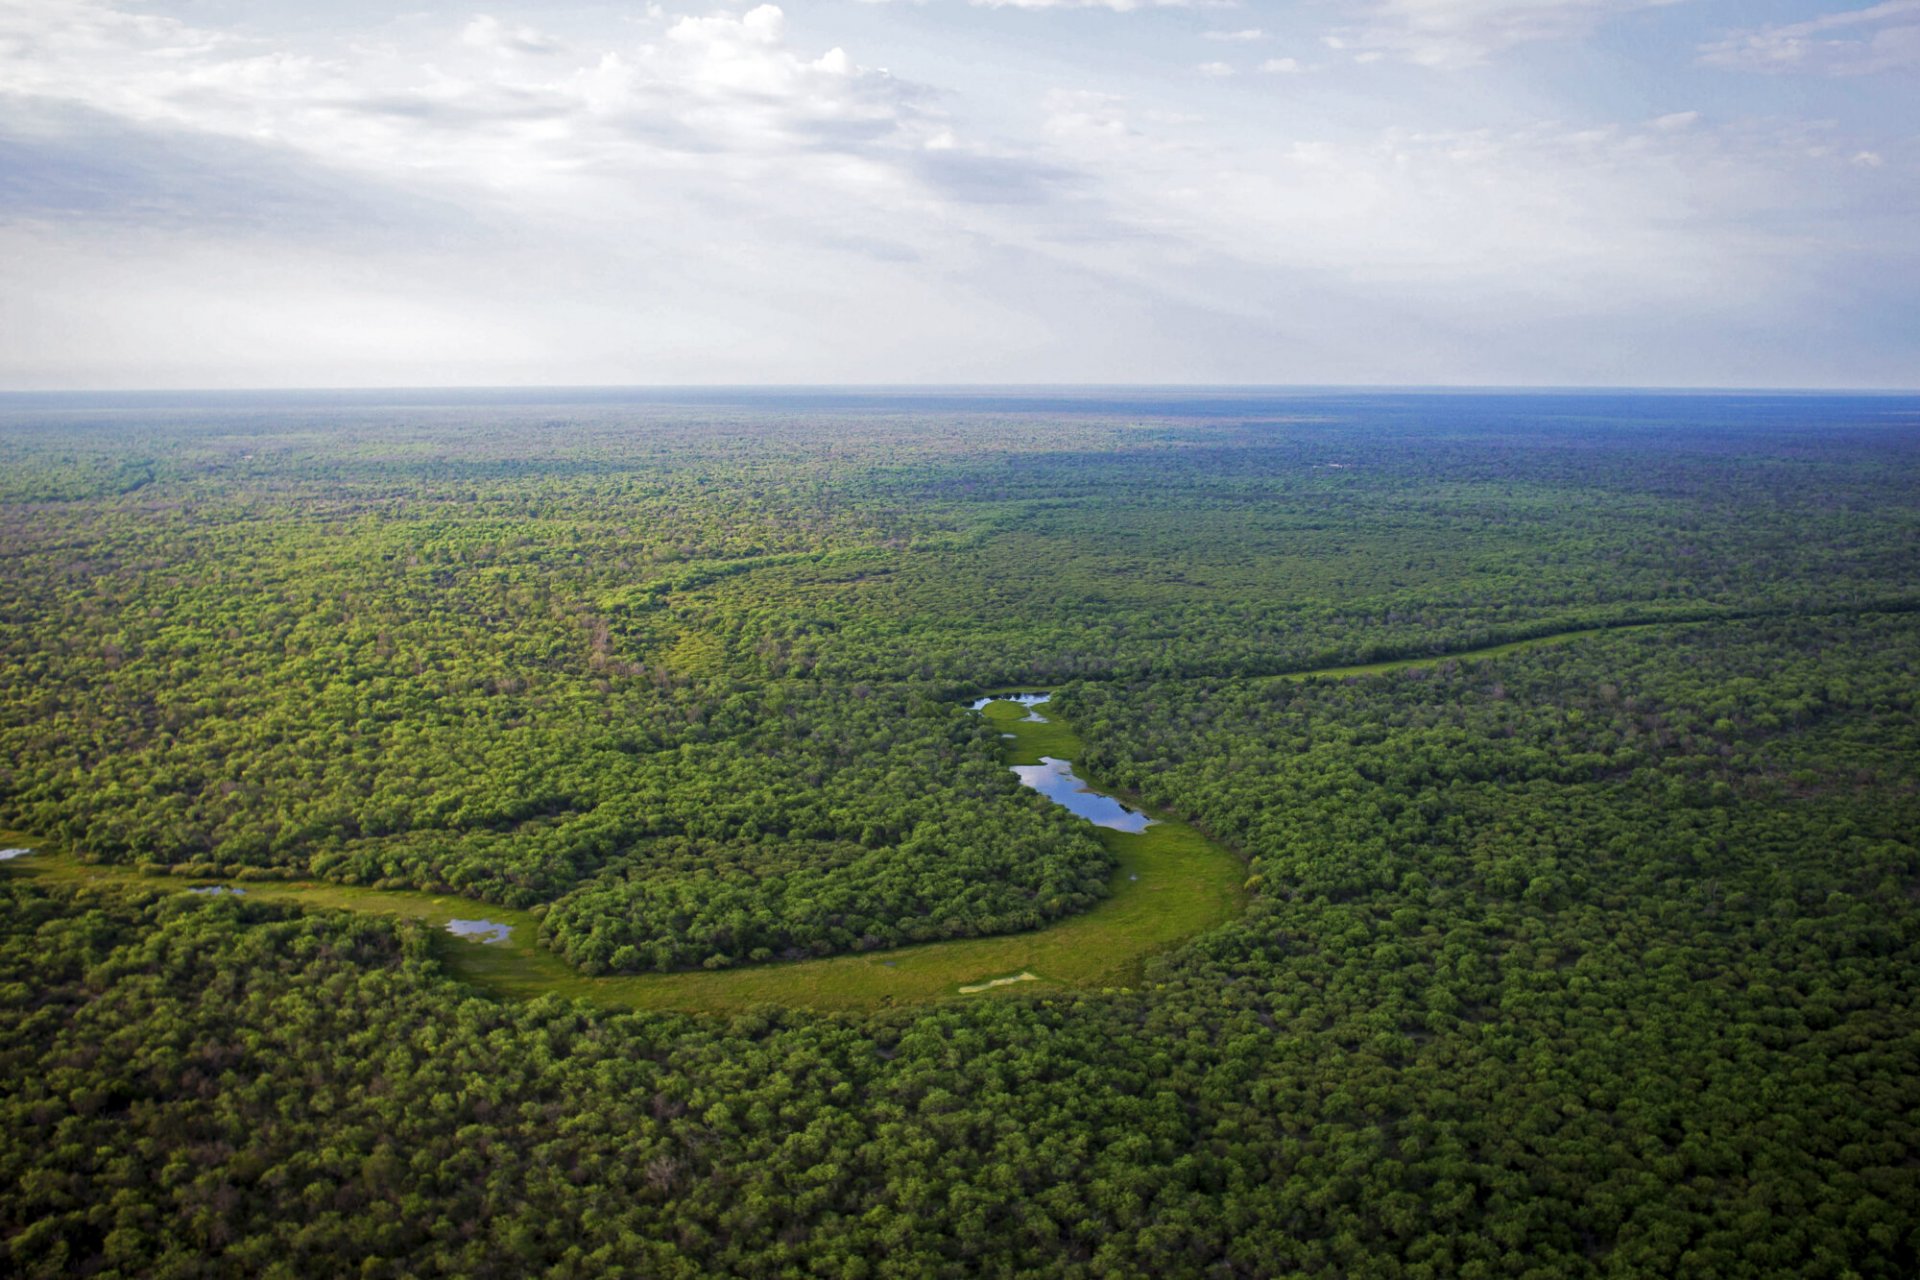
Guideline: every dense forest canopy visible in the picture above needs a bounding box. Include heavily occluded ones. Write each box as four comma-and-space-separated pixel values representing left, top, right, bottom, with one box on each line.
2, 389, 1917, 1275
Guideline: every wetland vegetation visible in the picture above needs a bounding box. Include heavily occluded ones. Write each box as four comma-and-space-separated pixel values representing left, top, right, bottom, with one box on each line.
2, 389, 1917, 1276
2, 690, 1246, 1013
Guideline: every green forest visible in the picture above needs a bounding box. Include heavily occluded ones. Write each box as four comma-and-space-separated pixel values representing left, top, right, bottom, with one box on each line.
2, 390, 1916, 1276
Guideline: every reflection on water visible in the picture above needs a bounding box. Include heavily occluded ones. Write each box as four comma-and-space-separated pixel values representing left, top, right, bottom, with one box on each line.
0, 848, 33, 861
188, 885, 245, 896
968, 692, 1051, 712
447, 918, 512, 944
1011, 758, 1155, 833
971, 693, 1151, 833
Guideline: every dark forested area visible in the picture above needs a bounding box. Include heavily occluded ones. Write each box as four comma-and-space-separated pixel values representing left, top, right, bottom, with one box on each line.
2, 390, 1918, 1275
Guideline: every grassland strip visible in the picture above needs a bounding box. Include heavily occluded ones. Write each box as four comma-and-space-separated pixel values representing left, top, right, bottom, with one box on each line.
3, 613, 1781, 1014
4, 696, 1246, 1015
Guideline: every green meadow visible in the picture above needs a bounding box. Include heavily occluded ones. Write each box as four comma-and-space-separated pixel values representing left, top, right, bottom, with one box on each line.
3, 622, 1684, 1014
5, 690, 1249, 1013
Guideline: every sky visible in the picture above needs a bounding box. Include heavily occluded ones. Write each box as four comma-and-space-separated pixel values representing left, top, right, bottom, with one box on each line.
0, 0, 1915, 389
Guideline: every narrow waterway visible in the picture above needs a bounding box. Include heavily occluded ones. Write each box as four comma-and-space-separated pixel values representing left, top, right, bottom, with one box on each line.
1010, 757, 1154, 832
6, 622, 1665, 1014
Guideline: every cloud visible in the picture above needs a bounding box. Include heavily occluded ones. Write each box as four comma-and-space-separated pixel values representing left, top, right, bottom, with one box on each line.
1698, 0, 1920, 74
913, 148, 1079, 203
1196, 61, 1235, 77
1042, 89, 1136, 140
460, 15, 564, 57
0, 97, 476, 241
967, 0, 1207, 9
1030, 94, 1918, 314
666, 3, 789, 50
1331, 0, 1681, 69
1203, 29, 1265, 42
0, 1, 965, 208
0, 0, 1183, 387
0, 0, 1913, 388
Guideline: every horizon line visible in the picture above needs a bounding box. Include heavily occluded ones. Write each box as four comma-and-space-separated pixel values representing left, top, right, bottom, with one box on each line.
3, 382, 1919, 400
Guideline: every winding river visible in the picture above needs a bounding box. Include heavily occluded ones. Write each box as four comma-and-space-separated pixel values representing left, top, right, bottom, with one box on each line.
1, 694, 1243, 1015
1009, 757, 1154, 833
3, 622, 1657, 1014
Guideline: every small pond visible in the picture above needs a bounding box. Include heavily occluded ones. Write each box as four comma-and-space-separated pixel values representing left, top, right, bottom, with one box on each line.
0, 848, 33, 861
1011, 758, 1156, 833
968, 692, 1050, 713
971, 694, 1155, 833
447, 918, 512, 944
188, 885, 245, 896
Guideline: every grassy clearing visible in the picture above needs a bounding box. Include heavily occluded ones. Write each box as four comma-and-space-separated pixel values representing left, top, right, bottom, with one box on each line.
1264, 623, 1661, 682
984, 698, 1081, 764
1, 624, 1646, 1015
0, 697, 1249, 1015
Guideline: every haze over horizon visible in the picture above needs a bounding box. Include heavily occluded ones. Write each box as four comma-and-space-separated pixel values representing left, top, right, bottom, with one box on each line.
3, 0, 1916, 391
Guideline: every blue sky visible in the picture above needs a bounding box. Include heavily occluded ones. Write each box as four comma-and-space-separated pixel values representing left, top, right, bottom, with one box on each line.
1, 0, 1914, 388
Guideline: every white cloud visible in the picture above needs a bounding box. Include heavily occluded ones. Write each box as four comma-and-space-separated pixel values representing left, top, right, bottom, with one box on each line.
460, 15, 564, 56
667, 3, 788, 49
1203, 28, 1265, 42
1698, 0, 1920, 74
0, 1, 1171, 385
0, 0, 1912, 387
1042, 88, 1136, 140
1196, 60, 1235, 77
0, 0, 953, 198
969, 0, 1205, 9
1332, 0, 1681, 69
1030, 97, 1916, 319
